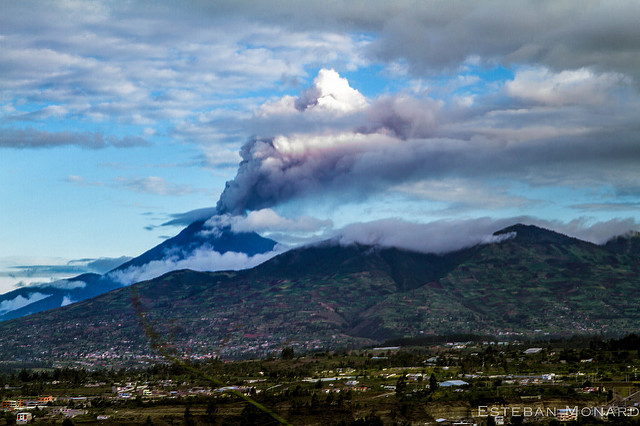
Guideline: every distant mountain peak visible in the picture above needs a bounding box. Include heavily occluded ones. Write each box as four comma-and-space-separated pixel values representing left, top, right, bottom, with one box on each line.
493, 223, 583, 245
113, 219, 277, 272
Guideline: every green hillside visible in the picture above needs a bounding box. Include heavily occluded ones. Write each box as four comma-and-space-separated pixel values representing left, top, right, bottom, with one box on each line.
1, 224, 639, 364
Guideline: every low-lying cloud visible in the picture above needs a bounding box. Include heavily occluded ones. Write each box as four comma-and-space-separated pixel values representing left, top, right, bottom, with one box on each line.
335, 218, 518, 254
61, 295, 75, 307
332, 216, 640, 254
0, 292, 51, 315
108, 246, 282, 286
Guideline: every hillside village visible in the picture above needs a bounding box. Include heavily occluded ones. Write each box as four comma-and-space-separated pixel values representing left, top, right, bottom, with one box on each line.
2, 226, 640, 371
1, 335, 639, 424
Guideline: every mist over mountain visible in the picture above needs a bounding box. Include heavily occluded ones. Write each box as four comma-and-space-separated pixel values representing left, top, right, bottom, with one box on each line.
0, 273, 119, 322
0, 219, 279, 322
1, 224, 639, 362
107, 219, 279, 285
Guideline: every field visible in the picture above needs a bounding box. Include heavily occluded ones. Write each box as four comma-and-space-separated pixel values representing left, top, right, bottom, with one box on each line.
1, 334, 640, 425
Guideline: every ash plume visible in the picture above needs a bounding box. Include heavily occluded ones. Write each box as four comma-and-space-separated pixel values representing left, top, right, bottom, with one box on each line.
215, 69, 443, 215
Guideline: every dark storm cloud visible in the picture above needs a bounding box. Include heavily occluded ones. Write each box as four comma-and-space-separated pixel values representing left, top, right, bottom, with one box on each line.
185, 0, 640, 81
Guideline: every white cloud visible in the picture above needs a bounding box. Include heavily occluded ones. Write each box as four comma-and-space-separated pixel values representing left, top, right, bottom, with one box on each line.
545, 217, 640, 245
296, 69, 368, 113
61, 295, 75, 307
115, 176, 198, 196
0, 3, 369, 149
258, 68, 368, 117
108, 247, 282, 286
334, 216, 640, 254
505, 67, 627, 106
206, 209, 332, 234
335, 217, 519, 254
0, 292, 51, 314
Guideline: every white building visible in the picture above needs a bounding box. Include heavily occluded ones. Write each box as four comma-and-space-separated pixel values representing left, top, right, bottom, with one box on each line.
16, 412, 32, 424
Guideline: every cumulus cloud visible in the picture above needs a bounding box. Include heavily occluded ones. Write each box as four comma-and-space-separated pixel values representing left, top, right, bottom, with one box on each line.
108, 246, 281, 286
296, 68, 368, 113
259, 69, 367, 116
0, 292, 51, 314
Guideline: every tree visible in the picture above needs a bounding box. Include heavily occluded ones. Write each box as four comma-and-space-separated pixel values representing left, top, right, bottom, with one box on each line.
206, 398, 218, 417
351, 412, 384, 426
183, 406, 195, 426
4, 411, 16, 425
281, 347, 295, 360
429, 373, 438, 392
396, 376, 407, 397
240, 403, 274, 425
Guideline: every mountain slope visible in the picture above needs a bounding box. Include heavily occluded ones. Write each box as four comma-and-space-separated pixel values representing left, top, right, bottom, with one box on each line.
114, 220, 277, 271
0, 273, 121, 322
0, 219, 278, 322
603, 231, 640, 256
358, 224, 640, 337
1, 224, 639, 362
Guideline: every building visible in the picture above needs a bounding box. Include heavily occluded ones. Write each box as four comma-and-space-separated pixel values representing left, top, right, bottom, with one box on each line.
16, 412, 32, 424
557, 408, 578, 421
1, 400, 24, 410
439, 380, 469, 387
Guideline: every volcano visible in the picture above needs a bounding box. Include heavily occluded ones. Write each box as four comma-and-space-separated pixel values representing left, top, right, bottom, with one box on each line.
1, 224, 640, 362
0, 217, 278, 322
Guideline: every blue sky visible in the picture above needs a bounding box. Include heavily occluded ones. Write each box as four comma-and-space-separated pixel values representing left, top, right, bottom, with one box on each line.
2, 0, 640, 292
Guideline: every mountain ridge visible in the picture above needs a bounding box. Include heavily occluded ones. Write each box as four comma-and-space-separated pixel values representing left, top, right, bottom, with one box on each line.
0, 219, 278, 322
1, 223, 639, 363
